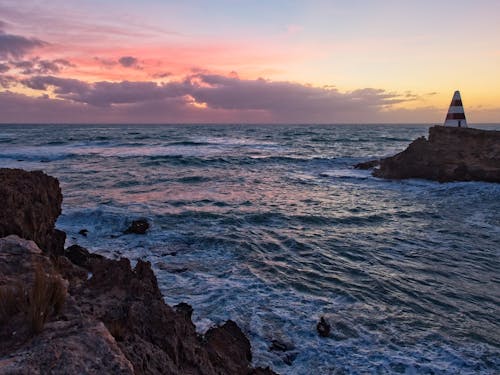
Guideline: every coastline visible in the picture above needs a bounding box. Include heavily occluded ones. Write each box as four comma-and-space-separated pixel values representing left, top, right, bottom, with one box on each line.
0, 168, 276, 375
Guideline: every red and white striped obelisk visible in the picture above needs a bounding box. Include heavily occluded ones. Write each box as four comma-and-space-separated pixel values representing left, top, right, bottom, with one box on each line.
444, 90, 467, 127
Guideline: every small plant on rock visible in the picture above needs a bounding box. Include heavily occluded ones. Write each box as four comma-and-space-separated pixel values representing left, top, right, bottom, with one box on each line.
27, 265, 67, 334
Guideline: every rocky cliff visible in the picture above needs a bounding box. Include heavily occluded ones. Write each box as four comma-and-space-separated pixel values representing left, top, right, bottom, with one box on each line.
0, 168, 275, 375
0, 168, 66, 256
365, 126, 500, 182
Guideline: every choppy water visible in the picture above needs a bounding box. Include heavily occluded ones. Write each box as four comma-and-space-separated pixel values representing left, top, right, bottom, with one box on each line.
1, 124, 499, 374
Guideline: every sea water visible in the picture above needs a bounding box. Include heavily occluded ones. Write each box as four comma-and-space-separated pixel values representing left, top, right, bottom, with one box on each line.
1, 124, 499, 374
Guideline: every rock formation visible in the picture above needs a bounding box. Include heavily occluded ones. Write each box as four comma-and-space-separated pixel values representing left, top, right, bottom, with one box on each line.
0, 168, 276, 375
0, 168, 65, 255
358, 126, 500, 182
124, 219, 150, 234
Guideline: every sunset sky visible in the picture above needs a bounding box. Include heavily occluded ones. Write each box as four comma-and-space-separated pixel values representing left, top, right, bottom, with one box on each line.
0, 0, 499, 123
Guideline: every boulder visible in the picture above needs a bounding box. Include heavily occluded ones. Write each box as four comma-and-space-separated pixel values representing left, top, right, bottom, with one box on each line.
373, 126, 500, 182
0, 168, 64, 255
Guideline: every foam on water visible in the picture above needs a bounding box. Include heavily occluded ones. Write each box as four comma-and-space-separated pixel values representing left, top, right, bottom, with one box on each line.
2, 124, 499, 374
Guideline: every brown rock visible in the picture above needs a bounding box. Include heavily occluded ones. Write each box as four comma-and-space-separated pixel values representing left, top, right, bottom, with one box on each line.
0, 169, 277, 374
0, 168, 64, 255
373, 126, 500, 182
205, 320, 252, 374
0, 236, 134, 374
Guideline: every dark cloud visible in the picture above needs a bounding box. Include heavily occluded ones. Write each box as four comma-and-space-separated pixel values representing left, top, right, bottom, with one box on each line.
118, 56, 138, 68
13, 73, 415, 122
152, 71, 172, 79
9, 58, 75, 75
0, 31, 47, 59
22, 75, 90, 94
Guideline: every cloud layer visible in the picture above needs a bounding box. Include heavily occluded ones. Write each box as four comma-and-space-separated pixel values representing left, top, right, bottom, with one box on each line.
0, 27, 47, 59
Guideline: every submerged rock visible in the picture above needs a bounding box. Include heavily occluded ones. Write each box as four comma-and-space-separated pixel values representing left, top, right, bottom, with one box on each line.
124, 219, 150, 234
372, 126, 500, 182
0, 168, 64, 255
317, 316, 331, 338
269, 339, 294, 352
78, 229, 89, 236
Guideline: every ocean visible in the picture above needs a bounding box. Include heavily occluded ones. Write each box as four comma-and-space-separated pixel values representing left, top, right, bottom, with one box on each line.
1, 124, 499, 374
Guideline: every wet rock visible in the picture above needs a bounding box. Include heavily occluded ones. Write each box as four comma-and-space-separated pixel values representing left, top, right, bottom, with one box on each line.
174, 302, 194, 320
124, 219, 150, 234
269, 339, 294, 352
64, 244, 103, 268
79, 229, 88, 236
204, 320, 252, 375
354, 159, 380, 170
65, 244, 91, 267
373, 126, 500, 182
317, 316, 331, 337
0, 168, 64, 255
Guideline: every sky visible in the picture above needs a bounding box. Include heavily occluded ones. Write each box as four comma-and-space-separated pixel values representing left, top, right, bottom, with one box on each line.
0, 0, 499, 124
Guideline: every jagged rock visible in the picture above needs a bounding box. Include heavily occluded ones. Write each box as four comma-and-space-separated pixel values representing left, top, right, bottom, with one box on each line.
0, 169, 277, 374
0, 236, 134, 374
373, 126, 500, 182
65, 244, 92, 267
174, 302, 194, 320
204, 320, 252, 374
317, 316, 331, 338
124, 219, 149, 234
0, 168, 64, 255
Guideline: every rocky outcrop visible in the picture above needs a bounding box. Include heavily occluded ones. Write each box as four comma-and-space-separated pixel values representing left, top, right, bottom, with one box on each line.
371, 126, 500, 182
0, 235, 135, 374
0, 169, 276, 374
0, 168, 65, 255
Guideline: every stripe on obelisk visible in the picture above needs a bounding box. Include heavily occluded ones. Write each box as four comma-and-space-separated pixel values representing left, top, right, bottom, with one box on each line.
446, 112, 466, 120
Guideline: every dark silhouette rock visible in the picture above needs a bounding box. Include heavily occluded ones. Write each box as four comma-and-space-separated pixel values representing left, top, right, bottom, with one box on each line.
78, 229, 88, 236
0, 168, 64, 255
269, 339, 293, 352
317, 316, 331, 338
354, 159, 380, 170
373, 126, 500, 182
65, 244, 103, 267
174, 302, 194, 320
124, 219, 150, 234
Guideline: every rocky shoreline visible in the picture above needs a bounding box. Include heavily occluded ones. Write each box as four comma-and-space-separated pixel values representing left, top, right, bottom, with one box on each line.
0, 168, 276, 375
356, 126, 500, 182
